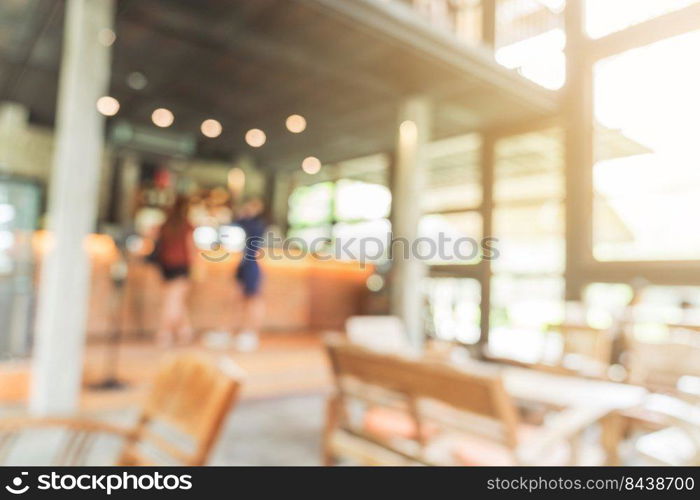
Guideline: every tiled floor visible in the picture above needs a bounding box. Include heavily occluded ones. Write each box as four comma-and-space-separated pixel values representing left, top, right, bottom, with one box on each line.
1, 334, 332, 465
211, 395, 325, 466
2, 394, 326, 466
0, 332, 333, 410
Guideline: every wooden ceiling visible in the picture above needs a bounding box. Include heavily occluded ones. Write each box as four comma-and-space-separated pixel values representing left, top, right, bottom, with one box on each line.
0, 0, 558, 171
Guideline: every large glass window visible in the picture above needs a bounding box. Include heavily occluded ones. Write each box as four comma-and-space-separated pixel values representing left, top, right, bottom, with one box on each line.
582, 282, 634, 328
489, 276, 565, 362
593, 29, 700, 261
422, 134, 481, 213
419, 212, 482, 265
493, 128, 565, 275
584, 282, 700, 344
0, 178, 41, 359
287, 182, 334, 229
334, 179, 391, 222
287, 179, 391, 261
488, 128, 566, 358
424, 277, 481, 344
420, 134, 483, 266
495, 0, 566, 89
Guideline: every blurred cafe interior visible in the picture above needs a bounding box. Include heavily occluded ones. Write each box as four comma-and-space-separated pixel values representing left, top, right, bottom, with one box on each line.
1, 0, 700, 466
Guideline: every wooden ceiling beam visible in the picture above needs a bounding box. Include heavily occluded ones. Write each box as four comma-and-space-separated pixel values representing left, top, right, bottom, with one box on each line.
588, 3, 700, 61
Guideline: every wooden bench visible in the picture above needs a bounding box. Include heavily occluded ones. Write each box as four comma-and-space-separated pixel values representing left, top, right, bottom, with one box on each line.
323, 336, 611, 466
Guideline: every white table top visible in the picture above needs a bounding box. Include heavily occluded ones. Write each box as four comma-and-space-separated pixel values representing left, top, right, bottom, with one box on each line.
502, 366, 648, 410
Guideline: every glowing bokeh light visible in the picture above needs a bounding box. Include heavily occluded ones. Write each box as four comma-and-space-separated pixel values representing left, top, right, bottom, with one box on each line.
245, 128, 266, 147
201, 119, 223, 138
96, 96, 119, 116
301, 156, 322, 175
151, 108, 174, 128
285, 114, 307, 133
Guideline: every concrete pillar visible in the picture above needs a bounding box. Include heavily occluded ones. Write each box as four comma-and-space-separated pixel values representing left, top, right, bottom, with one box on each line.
390, 97, 431, 348
30, 0, 114, 415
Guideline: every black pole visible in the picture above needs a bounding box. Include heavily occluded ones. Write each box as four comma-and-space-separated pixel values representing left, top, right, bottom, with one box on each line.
90, 255, 129, 391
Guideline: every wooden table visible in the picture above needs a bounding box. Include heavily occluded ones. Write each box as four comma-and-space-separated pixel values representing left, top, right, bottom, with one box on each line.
501, 366, 648, 465
365, 341, 649, 464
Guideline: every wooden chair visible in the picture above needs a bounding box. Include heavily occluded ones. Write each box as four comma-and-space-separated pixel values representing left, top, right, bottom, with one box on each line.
322, 336, 610, 466
664, 323, 700, 346
626, 339, 700, 392
543, 323, 614, 378
0, 352, 243, 466
631, 394, 700, 466
616, 337, 700, 464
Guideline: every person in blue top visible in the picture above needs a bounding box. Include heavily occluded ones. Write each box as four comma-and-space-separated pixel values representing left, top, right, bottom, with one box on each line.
233, 197, 266, 351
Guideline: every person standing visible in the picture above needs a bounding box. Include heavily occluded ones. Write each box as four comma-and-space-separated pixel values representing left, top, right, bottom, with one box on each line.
233, 197, 266, 351
154, 196, 195, 347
